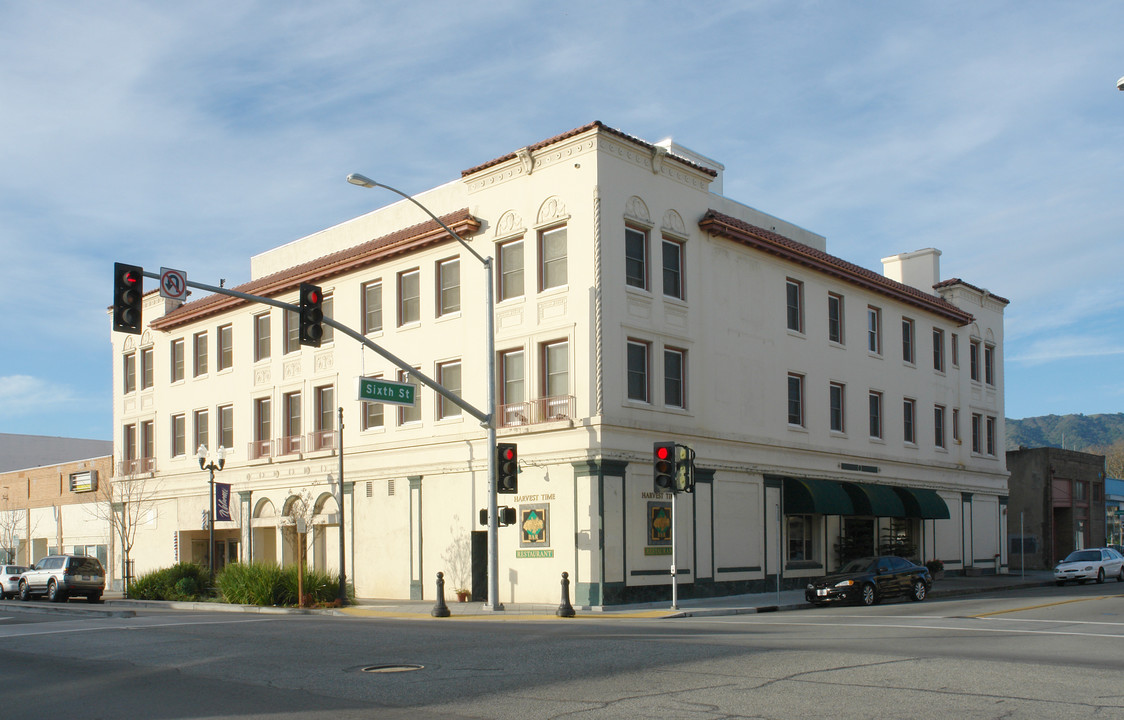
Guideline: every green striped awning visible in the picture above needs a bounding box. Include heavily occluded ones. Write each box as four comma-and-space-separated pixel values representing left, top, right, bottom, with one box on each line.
842, 482, 907, 517
893, 487, 951, 519
783, 477, 854, 516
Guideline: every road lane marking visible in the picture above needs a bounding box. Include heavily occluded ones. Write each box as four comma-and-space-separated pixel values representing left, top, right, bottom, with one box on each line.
970, 595, 1118, 617
0, 616, 277, 638
721, 618, 1124, 639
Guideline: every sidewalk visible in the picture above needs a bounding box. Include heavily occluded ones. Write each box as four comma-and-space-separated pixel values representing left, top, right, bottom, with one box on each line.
334, 570, 1058, 620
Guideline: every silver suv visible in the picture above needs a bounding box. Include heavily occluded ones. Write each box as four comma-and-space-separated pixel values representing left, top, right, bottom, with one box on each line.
19, 555, 105, 603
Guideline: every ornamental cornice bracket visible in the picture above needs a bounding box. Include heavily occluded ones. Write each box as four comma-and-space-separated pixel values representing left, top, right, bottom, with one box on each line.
651, 145, 668, 174
516, 147, 535, 175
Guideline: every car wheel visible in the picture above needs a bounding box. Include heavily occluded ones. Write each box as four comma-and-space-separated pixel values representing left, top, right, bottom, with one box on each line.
47, 579, 62, 602
1118, 567, 1124, 582
860, 583, 878, 606
909, 579, 927, 602
19, 580, 31, 601
1096, 568, 1105, 584
87, 593, 102, 604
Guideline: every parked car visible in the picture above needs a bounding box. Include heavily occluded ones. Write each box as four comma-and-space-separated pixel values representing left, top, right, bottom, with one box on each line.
806, 555, 932, 607
18, 555, 105, 603
2, 564, 28, 599
1053, 548, 1124, 585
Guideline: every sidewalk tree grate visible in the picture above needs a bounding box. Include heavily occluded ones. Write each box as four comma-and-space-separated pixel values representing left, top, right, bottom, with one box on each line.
361, 664, 424, 674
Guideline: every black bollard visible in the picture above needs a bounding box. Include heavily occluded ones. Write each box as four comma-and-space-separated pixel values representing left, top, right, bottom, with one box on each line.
432, 571, 451, 617
556, 571, 576, 618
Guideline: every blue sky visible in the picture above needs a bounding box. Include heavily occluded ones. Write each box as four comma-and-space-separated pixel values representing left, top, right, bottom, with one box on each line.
1, 1, 1122, 441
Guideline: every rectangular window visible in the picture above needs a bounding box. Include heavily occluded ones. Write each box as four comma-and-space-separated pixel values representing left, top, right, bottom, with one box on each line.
437, 258, 460, 316
901, 318, 915, 364
123, 424, 136, 462
664, 348, 686, 409
662, 238, 684, 300
436, 361, 462, 419
398, 269, 420, 326
397, 369, 421, 425
171, 414, 186, 457
218, 324, 233, 371
933, 328, 945, 372
171, 339, 184, 382
284, 309, 300, 354
540, 226, 567, 290
829, 382, 845, 433
320, 295, 334, 344
828, 293, 844, 344
254, 397, 271, 447
986, 416, 997, 456
123, 352, 136, 393
787, 514, 814, 562
141, 420, 154, 461
193, 409, 209, 455
218, 405, 234, 451
254, 313, 271, 362
969, 340, 981, 381
499, 350, 526, 426
543, 340, 569, 398
787, 373, 805, 427
971, 413, 983, 454
141, 348, 154, 389
314, 385, 335, 450
360, 374, 384, 430
626, 340, 650, 403
786, 279, 804, 333
363, 281, 383, 334
903, 398, 916, 444
984, 344, 995, 385
867, 307, 882, 355
934, 405, 946, 449
193, 331, 208, 376
869, 391, 883, 439
283, 392, 301, 454
952, 408, 961, 442
625, 227, 647, 289
951, 333, 959, 367
499, 240, 524, 301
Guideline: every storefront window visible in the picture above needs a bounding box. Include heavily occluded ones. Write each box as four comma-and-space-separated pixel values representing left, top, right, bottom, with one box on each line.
787, 514, 813, 562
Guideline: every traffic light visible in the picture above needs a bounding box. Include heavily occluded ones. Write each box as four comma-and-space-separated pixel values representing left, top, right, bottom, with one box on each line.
497, 443, 518, 494
298, 282, 323, 347
499, 506, 517, 526
654, 441, 675, 493
113, 263, 143, 334
674, 444, 696, 493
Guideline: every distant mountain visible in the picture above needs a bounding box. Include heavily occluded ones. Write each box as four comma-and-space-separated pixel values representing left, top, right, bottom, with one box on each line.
1006, 413, 1124, 452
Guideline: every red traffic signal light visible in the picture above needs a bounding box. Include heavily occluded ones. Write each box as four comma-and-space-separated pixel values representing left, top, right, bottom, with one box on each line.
653, 441, 675, 492
497, 443, 518, 494
113, 262, 143, 334
298, 282, 324, 347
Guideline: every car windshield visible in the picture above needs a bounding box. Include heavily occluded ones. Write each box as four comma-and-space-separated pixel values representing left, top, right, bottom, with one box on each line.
67, 557, 103, 574
1062, 550, 1101, 563
840, 557, 876, 573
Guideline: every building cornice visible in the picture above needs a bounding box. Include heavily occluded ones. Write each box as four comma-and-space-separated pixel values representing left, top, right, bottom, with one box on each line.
699, 209, 974, 326
149, 210, 481, 331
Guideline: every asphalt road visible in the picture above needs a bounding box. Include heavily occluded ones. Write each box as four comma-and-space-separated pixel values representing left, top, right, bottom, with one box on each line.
1, 584, 1122, 719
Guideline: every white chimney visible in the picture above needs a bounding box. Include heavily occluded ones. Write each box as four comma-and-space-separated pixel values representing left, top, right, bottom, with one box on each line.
882, 248, 941, 292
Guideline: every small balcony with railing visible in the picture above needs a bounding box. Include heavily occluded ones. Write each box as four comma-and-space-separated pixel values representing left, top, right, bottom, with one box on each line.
498, 395, 576, 428
117, 456, 156, 476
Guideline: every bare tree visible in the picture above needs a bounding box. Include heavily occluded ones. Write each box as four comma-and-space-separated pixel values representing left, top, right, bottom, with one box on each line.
441, 515, 472, 597
0, 499, 21, 564
87, 467, 162, 592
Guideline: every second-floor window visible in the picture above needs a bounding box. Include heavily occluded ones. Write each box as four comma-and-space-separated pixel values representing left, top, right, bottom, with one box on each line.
664, 348, 686, 409
903, 398, 916, 444
123, 352, 136, 393
140, 348, 154, 389
398, 369, 421, 425
171, 414, 186, 457
933, 328, 945, 372
971, 413, 983, 454
218, 324, 233, 371
627, 340, 650, 403
284, 309, 300, 354
934, 405, 946, 449
193, 409, 209, 454
500, 349, 525, 407
543, 341, 569, 399
830, 382, 845, 433
984, 344, 995, 385
986, 416, 997, 455
969, 340, 981, 381
867, 307, 882, 355
787, 373, 805, 427
901, 318, 915, 364
436, 361, 462, 419
869, 391, 883, 439
315, 386, 334, 449
218, 405, 234, 450
254, 398, 271, 444
828, 293, 844, 344
499, 240, 524, 301
363, 280, 383, 334
662, 238, 684, 300
283, 392, 302, 452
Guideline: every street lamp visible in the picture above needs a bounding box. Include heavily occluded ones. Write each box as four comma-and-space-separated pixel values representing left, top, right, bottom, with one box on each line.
347, 173, 502, 610
197, 444, 226, 578
1118, 75, 1124, 91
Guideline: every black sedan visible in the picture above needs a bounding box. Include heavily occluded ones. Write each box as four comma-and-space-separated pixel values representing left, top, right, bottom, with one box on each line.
805, 555, 932, 607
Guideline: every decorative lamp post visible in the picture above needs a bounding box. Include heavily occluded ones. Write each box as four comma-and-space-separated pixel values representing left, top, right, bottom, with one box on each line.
197, 444, 226, 578
346, 173, 501, 610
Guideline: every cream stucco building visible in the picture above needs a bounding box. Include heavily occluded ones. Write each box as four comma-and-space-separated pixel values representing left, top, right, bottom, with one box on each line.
111, 122, 1009, 605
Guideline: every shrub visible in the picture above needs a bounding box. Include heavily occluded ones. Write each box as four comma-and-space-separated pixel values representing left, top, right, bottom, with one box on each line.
216, 562, 353, 607
926, 559, 945, 575
128, 562, 212, 601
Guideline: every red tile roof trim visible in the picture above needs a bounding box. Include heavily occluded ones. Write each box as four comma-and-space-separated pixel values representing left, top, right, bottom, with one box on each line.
934, 278, 1010, 306
461, 121, 720, 179
699, 210, 975, 326
149, 210, 481, 331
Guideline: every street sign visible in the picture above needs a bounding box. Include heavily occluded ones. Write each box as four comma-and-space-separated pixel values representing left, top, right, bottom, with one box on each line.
159, 267, 188, 301
356, 376, 416, 407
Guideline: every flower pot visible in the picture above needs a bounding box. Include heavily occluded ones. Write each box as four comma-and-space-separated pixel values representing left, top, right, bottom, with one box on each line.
456, 591, 470, 602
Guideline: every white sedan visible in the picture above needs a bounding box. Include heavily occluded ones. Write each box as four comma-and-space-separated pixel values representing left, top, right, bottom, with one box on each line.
1054, 547, 1124, 585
